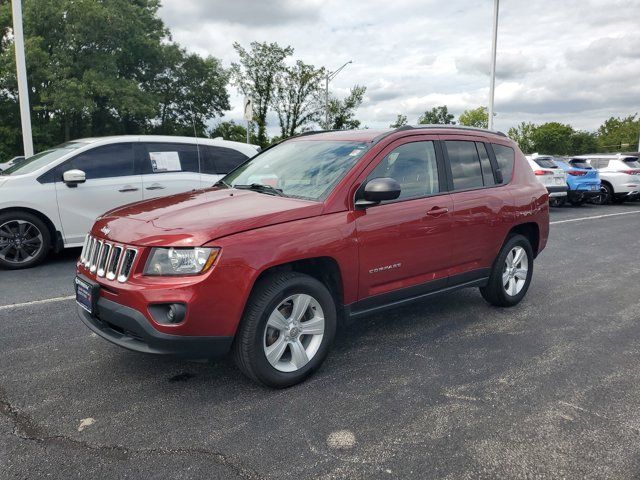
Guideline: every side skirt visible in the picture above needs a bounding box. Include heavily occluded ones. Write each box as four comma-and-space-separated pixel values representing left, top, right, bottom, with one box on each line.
345, 270, 490, 319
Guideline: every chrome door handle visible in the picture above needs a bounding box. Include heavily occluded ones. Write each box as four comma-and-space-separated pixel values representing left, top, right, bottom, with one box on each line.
145, 184, 166, 191
118, 186, 139, 193
426, 207, 449, 216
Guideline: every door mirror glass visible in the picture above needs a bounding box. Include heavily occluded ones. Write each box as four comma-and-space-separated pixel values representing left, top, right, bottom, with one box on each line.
63, 169, 86, 187
356, 177, 401, 207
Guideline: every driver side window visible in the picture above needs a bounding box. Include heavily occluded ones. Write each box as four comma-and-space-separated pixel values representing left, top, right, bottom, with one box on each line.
367, 141, 439, 201
58, 143, 136, 180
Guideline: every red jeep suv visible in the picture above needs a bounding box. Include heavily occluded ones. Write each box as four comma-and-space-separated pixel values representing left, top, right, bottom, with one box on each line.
76, 126, 549, 387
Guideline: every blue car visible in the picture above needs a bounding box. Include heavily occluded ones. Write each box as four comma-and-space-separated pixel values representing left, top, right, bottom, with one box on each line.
554, 157, 601, 206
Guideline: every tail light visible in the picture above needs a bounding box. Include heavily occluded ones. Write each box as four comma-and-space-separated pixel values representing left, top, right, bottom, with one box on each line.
621, 170, 640, 175
567, 170, 587, 176
533, 170, 553, 176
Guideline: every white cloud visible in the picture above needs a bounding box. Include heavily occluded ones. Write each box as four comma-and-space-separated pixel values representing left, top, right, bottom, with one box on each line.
159, 0, 640, 134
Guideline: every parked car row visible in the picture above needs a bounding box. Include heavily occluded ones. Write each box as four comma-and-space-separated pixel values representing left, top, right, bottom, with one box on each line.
0, 136, 259, 269
526, 153, 640, 207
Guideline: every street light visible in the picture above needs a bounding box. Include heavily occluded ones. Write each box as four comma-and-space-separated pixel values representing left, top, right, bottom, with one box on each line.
324, 60, 352, 130
488, 0, 499, 130
11, 0, 34, 157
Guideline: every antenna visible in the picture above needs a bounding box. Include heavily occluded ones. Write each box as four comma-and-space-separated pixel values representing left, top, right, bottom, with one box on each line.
190, 108, 202, 187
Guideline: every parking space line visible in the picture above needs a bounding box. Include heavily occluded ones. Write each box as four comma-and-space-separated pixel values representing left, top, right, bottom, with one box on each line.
0, 295, 75, 311
551, 210, 640, 225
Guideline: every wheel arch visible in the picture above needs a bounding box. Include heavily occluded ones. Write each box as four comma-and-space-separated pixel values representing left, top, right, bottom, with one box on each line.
506, 222, 540, 258
0, 207, 60, 249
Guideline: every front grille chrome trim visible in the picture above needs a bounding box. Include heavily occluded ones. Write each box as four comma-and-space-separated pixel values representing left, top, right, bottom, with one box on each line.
117, 248, 137, 283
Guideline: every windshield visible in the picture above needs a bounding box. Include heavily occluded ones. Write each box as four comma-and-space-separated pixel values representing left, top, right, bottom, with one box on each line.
569, 159, 591, 169
223, 140, 369, 200
623, 158, 640, 168
2, 142, 88, 176
534, 158, 558, 168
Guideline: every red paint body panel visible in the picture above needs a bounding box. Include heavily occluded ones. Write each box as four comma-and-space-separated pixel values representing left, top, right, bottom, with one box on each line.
79, 128, 549, 342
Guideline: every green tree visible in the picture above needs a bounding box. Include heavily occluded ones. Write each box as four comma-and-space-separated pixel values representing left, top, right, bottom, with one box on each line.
209, 120, 250, 143
418, 105, 455, 125
390, 114, 408, 128
530, 122, 574, 155
231, 41, 293, 147
271, 60, 325, 139
458, 106, 488, 128
570, 131, 598, 155
597, 114, 640, 152
327, 85, 366, 130
507, 122, 536, 154
0, 0, 230, 157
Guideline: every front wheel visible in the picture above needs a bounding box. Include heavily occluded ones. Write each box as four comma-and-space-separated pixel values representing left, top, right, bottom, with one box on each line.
0, 212, 51, 269
480, 234, 534, 307
233, 271, 337, 388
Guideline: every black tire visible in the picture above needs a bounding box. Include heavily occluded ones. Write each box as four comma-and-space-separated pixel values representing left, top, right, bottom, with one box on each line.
595, 183, 614, 205
0, 211, 51, 270
480, 234, 534, 307
549, 197, 566, 207
233, 271, 337, 388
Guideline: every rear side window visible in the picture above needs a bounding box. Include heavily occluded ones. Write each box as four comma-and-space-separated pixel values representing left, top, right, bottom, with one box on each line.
141, 143, 200, 174
445, 141, 484, 190
61, 143, 135, 180
202, 146, 249, 175
589, 158, 609, 169
368, 141, 439, 201
492, 144, 515, 183
476, 142, 496, 186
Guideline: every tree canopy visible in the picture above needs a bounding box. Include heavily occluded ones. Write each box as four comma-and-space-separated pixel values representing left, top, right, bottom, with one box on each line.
458, 106, 488, 128
418, 105, 455, 125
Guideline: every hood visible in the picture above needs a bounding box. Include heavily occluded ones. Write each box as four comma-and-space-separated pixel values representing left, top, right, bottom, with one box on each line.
92, 188, 323, 247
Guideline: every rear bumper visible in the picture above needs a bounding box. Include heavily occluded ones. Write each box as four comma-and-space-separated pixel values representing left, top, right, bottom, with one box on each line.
77, 298, 233, 359
546, 185, 568, 197
616, 190, 639, 199
568, 189, 600, 201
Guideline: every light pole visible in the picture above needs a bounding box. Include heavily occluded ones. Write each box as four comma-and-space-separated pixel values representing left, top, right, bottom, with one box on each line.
11, 0, 34, 157
488, 0, 499, 131
324, 60, 352, 130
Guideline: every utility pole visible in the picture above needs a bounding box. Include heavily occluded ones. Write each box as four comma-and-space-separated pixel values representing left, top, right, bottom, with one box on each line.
11, 0, 34, 157
488, 0, 499, 131
324, 61, 352, 130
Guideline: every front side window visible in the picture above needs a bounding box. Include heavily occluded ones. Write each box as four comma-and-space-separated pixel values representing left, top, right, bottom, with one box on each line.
492, 144, 515, 183
446, 141, 484, 190
367, 141, 439, 201
62, 143, 135, 180
202, 146, 248, 175
224, 140, 368, 201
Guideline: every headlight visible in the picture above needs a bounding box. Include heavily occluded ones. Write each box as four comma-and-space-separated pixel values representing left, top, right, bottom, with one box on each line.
143, 247, 219, 276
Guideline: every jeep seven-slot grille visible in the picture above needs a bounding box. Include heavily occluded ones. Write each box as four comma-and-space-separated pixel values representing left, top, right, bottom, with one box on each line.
80, 234, 137, 283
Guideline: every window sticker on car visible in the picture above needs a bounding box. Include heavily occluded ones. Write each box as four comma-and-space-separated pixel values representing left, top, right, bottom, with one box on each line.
149, 151, 182, 172
349, 148, 364, 156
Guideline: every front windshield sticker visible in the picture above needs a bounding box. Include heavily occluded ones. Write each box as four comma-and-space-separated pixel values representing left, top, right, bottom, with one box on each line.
349, 148, 364, 156
150, 151, 182, 172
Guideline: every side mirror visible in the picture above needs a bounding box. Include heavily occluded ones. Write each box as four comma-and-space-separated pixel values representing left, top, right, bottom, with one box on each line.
355, 177, 401, 208
63, 169, 86, 187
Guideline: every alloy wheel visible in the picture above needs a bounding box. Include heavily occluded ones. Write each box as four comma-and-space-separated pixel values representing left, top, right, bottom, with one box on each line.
0, 220, 44, 265
502, 246, 528, 296
263, 293, 325, 373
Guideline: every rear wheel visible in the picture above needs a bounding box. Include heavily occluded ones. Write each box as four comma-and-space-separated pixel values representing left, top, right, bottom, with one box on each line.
591, 183, 613, 205
480, 234, 533, 307
233, 271, 337, 388
549, 197, 566, 207
0, 212, 50, 269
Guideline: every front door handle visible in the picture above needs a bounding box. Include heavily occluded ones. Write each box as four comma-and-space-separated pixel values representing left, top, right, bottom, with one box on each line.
118, 185, 139, 193
426, 206, 449, 217
145, 183, 166, 191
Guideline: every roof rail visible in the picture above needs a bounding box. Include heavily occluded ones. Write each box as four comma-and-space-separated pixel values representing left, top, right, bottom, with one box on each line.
372, 124, 508, 144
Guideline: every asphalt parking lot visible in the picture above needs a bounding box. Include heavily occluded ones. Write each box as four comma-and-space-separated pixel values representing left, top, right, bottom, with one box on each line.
2, 203, 640, 479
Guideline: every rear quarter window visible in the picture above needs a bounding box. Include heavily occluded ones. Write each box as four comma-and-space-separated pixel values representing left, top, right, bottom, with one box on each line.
492, 144, 515, 183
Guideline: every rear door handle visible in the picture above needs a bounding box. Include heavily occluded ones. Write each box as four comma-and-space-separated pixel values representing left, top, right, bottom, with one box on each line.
426, 207, 449, 217
145, 183, 166, 191
118, 185, 139, 193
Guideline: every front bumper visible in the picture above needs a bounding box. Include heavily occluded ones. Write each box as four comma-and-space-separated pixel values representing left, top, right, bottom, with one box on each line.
546, 185, 568, 197
78, 298, 233, 359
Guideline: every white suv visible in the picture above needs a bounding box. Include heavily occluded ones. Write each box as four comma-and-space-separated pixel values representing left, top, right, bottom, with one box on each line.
0, 135, 259, 269
525, 154, 568, 206
573, 154, 640, 204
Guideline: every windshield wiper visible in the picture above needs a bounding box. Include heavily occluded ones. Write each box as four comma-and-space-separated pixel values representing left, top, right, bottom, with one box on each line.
234, 183, 286, 197
214, 179, 231, 188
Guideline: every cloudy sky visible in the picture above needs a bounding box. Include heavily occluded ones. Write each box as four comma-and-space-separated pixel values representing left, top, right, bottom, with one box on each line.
159, 0, 640, 135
